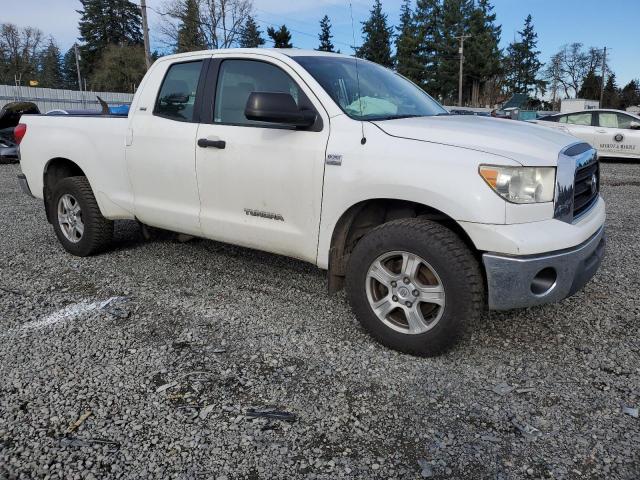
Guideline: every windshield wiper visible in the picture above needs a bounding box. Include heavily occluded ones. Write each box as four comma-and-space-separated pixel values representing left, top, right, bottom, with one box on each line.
368, 114, 426, 121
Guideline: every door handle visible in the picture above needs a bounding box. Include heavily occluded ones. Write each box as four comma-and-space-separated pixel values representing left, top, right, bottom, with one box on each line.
198, 138, 226, 149
595, 129, 606, 133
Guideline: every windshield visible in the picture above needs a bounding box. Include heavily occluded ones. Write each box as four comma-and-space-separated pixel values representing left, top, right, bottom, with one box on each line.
293, 56, 447, 121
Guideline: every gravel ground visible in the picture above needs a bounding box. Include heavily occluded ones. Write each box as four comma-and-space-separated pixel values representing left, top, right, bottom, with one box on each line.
0, 161, 638, 480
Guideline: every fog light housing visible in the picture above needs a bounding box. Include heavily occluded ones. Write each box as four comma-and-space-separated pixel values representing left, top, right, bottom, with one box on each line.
531, 267, 557, 296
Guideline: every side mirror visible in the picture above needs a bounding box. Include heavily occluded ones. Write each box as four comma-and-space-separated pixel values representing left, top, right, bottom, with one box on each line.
245, 92, 316, 128
629, 121, 640, 130
163, 93, 190, 104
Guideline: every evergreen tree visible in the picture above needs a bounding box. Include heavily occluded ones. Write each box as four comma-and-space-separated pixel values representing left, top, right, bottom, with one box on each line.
39, 38, 63, 88
61, 46, 80, 89
267, 25, 293, 48
395, 0, 420, 82
357, 0, 393, 68
239, 15, 265, 48
176, 0, 205, 53
602, 73, 620, 109
465, 0, 501, 104
90, 44, 146, 92
77, 0, 143, 76
435, 0, 474, 103
620, 79, 640, 109
317, 15, 335, 52
413, 0, 442, 94
505, 14, 542, 94
577, 69, 601, 100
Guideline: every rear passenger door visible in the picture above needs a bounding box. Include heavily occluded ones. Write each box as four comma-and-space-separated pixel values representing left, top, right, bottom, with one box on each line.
195, 54, 329, 263
126, 59, 208, 235
594, 112, 640, 158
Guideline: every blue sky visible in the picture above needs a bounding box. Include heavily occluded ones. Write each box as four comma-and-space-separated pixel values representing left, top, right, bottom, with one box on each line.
4, 0, 639, 86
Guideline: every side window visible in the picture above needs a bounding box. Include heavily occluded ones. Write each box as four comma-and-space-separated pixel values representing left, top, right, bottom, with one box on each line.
154, 61, 203, 121
565, 113, 592, 126
214, 60, 304, 126
598, 112, 618, 128
558, 115, 568, 123
617, 114, 635, 129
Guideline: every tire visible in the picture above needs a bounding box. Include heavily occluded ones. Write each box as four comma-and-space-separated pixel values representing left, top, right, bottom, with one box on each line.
50, 176, 113, 256
345, 218, 484, 357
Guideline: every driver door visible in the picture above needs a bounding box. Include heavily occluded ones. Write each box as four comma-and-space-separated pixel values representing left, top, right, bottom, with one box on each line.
195, 55, 330, 263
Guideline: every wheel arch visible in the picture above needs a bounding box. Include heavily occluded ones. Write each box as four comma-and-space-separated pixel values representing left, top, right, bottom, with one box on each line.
326, 198, 479, 293
42, 157, 88, 223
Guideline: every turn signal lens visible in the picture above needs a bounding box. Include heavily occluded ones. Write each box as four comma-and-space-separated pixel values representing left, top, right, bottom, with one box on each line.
479, 165, 556, 204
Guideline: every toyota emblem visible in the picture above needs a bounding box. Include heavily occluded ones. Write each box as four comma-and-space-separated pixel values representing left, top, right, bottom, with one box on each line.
590, 173, 598, 194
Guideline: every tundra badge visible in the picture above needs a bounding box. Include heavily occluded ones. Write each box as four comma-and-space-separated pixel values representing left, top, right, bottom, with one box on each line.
244, 209, 284, 222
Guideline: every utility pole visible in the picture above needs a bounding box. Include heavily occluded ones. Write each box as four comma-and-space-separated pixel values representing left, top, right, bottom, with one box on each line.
74, 44, 82, 92
456, 35, 471, 107
599, 46, 607, 108
140, 0, 152, 70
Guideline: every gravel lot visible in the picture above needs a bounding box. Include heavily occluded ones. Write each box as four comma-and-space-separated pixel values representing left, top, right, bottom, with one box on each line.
0, 161, 638, 480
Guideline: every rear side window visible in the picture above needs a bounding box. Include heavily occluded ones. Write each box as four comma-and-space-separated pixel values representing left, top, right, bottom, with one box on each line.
154, 61, 203, 121
561, 113, 592, 126
599, 112, 635, 129
213, 59, 304, 126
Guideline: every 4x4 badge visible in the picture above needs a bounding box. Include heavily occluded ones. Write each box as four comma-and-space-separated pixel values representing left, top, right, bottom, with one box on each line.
326, 154, 343, 166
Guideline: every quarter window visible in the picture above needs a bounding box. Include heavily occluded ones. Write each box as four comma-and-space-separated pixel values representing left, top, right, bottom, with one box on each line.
560, 113, 592, 126
599, 112, 636, 129
214, 60, 304, 126
154, 61, 203, 121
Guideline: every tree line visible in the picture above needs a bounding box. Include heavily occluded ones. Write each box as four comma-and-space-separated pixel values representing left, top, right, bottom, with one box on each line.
0, 0, 638, 110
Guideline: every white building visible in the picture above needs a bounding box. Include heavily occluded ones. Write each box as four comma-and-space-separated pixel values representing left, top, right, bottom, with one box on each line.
560, 98, 599, 114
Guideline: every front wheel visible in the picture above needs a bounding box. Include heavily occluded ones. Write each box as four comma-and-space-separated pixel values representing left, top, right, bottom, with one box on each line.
345, 218, 484, 356
50, 176, 113, 256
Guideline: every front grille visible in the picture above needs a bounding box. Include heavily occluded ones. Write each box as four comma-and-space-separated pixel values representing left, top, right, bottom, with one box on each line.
573, 159, 599, 218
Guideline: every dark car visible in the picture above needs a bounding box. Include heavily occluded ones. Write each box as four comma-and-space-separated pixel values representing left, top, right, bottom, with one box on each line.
0, 101, 40, 164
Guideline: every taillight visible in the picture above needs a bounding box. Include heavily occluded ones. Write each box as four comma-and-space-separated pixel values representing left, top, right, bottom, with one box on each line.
14, 123, 27, 144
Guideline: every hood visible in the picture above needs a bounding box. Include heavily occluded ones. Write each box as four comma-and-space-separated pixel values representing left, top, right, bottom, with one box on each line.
372, 115, 578, 166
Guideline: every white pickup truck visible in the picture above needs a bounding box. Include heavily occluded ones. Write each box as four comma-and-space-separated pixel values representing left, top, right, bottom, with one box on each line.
16, 49, 606, 356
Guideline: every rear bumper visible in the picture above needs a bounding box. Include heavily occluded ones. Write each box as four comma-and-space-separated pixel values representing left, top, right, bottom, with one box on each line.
483, 226, 605, 310
17, 173, 34, 197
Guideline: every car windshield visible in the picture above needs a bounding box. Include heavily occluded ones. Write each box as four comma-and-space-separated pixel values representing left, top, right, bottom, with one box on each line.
293, 56, 447, 121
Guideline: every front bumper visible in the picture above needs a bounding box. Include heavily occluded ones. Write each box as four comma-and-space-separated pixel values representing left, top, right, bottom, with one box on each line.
483, 226, 605, 310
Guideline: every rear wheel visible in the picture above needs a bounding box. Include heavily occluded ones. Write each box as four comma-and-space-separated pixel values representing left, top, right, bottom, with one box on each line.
345, 218, 484, 356
50, 176, 113, 256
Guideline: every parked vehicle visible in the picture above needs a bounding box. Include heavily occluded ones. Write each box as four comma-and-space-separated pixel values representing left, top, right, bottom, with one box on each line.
16, 49, 606, 356
532, 109, 640, 160
0, 101, 38, 164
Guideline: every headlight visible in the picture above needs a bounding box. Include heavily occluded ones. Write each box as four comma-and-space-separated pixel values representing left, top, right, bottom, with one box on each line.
479, 166, 556, 204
